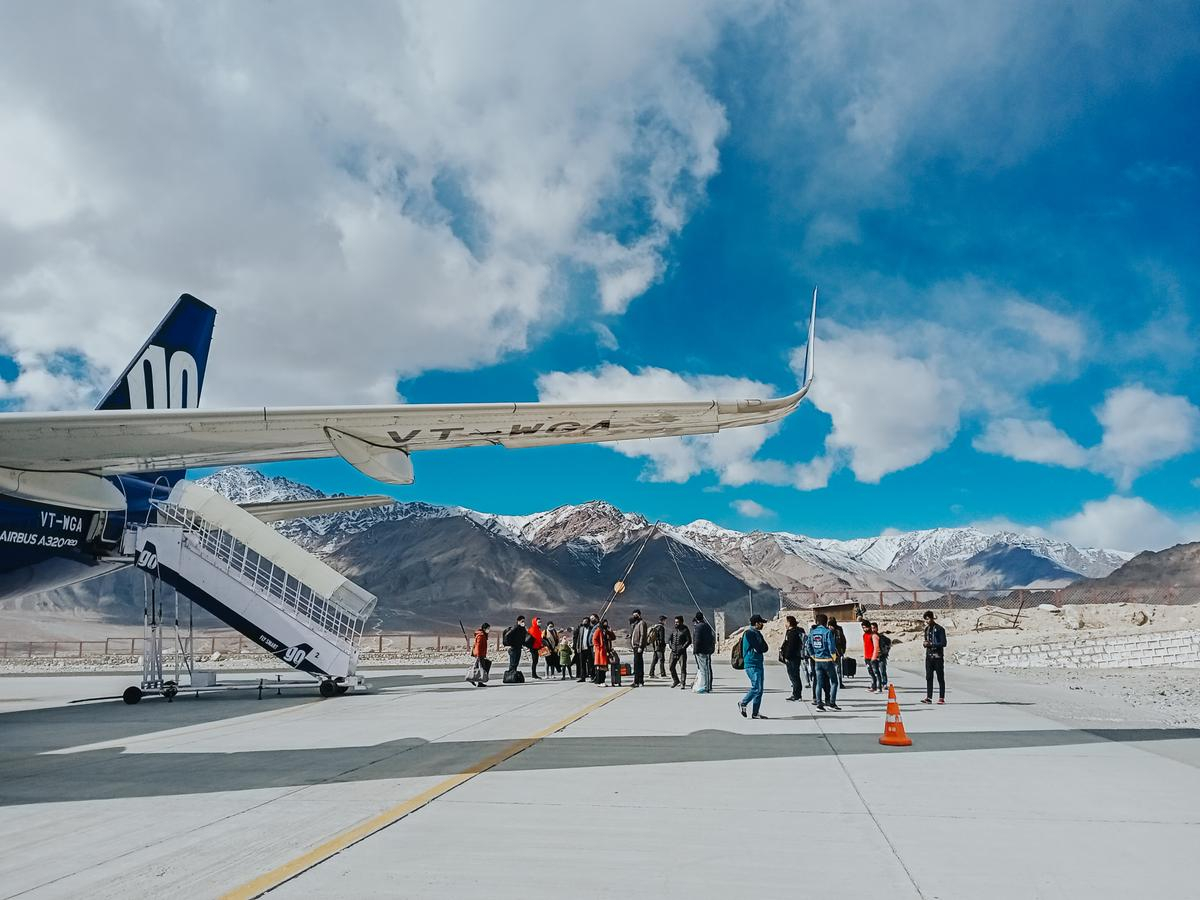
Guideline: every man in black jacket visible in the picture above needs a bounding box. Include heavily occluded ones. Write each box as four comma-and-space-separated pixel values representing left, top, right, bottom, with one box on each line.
668, 615, 692, 689
648, 615, 667, 678
829, 616, 848, 687
502, 616, 527, 675
780, 615, 806, 701
691, 611, 716, 693
574, 616, 593, 682
921, 611, 948, 704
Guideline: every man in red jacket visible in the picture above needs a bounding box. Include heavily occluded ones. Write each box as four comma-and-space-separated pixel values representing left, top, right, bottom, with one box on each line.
862, 619, 880, 693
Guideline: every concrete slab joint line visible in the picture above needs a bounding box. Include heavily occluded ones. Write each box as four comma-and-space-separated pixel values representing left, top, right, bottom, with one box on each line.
220, 687, 631, 900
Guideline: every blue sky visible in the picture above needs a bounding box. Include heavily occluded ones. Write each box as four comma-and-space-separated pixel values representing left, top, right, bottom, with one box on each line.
1, 2, 1198, 550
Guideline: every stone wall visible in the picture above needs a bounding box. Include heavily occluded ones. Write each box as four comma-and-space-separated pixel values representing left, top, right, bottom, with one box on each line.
956, 629, 1200, 669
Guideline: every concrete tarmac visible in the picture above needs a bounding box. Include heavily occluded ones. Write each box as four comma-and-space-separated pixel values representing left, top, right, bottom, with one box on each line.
1, 662, 1197, 899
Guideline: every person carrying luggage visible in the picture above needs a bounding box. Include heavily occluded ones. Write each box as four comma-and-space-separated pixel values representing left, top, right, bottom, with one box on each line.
738, 614, 770, 719
468, 622, 491, 687
921, 611, 948, 704
668, 615, 692, 689
502, 616, 528, 676
592, 617, 610, 685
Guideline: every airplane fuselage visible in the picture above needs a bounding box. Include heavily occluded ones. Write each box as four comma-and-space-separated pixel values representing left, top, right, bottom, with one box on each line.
0, 474, 163, 601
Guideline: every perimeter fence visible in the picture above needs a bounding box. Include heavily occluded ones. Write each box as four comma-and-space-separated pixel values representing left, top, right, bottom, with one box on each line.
778, 584, 1200, 615
0, 631, 490, 660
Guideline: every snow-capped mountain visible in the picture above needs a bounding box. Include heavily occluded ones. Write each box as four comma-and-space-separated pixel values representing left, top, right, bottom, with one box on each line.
198, 467, 1131, 593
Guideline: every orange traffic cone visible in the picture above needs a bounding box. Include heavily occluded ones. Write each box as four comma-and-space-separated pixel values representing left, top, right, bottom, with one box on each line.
879, 683, 912, 747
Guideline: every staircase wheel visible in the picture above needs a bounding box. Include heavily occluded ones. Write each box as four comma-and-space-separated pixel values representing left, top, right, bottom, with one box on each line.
163, 682, 178, 701
334, 684, 349, 695
123, 686, 143, 705
319, 680, 337, 698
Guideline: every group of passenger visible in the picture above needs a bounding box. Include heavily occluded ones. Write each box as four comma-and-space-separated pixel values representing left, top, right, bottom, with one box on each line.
469, 607, 951, 710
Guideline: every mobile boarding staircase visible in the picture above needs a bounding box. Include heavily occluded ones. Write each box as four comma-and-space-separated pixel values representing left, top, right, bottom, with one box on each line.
121, 480, 377, 704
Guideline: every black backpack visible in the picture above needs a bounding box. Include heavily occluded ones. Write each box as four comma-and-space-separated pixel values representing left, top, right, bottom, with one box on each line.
731, 636, 745, 670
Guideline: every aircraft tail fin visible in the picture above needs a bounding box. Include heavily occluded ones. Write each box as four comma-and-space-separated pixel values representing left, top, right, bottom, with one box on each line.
96, 294, 216, 412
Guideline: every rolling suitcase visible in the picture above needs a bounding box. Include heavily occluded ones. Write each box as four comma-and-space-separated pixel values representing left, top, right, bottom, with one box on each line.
843, 656, 857, 677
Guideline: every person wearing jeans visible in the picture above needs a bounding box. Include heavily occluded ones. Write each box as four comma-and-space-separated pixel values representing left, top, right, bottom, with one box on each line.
806, 613, 841, 711
862, 619, 881, 693
738, 614, 769, 718
872, 622, 890, 688
691, 611, 715, 693
921, 611, 947, 704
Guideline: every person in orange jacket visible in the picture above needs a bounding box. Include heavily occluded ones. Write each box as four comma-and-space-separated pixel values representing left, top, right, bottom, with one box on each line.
529, 616, 545, 680
468, 623, 491, 687
592, 617, 610, 684
862, 619, 881, 693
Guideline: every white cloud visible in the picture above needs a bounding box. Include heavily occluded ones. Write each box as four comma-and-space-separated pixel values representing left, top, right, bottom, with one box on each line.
1048, 496, 1200, 553
974, 419, 1090, 469
1093, 385, 1199, 489
0, 2, 734, 407
974, 385, 1199, 488
591, 323, 619, 352
731, 498, 773, 518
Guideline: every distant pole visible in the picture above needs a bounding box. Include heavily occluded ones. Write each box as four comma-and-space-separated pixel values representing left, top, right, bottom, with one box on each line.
748, 589, 754, 618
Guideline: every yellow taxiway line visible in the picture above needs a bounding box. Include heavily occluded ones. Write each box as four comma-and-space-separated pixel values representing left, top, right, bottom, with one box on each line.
222, 687, 630, 899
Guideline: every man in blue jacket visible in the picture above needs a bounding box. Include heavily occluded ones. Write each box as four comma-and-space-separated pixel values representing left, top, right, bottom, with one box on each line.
806, 613, 841, 711
738, 614, 770, 719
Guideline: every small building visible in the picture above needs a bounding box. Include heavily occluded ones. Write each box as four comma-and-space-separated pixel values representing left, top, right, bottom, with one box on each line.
809, 601, 861, 623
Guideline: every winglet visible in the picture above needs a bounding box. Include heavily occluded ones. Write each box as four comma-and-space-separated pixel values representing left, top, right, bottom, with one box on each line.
801, 286, 817, 390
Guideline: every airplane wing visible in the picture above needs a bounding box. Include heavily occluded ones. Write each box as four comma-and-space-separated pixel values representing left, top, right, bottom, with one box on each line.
0, 293, 816, 485
239, 495, 396, 523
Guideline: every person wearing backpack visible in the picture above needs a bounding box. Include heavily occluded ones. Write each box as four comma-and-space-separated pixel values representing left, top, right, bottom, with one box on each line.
502, 616, 528, 676
738, 614, 770, 719
829, 616, 848, 688
806, 613, 841, 711
668, 615, 692, 689
871, 622, 891, 688
921, 611, 948, 704
648, 616, 668, 678
780, 615, 805, 701
691, 611, 716, 694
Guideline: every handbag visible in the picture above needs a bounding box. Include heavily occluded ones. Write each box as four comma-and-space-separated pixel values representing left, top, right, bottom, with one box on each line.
538, 645, 550, 657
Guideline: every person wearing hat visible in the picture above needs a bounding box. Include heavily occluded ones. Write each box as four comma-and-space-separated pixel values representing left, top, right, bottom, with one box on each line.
628, 609, 648, 687
738, 614, 770, 719
691, 611, 716, 694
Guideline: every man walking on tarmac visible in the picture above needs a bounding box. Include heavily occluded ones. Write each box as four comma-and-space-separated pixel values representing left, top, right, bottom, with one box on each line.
738, 614, 770, 719
502, 616, 527, 676
692, 611, 716, 693
781, 615, 806, 701
807, 613, 841, 711
648, 615, 668, 678
629, 609, 648, 687
921, 611, 948, 704
469, 622, 491, 687
668, 615, 692, 688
